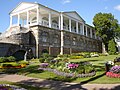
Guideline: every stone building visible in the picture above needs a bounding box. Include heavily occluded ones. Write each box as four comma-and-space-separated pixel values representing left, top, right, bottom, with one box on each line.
0, 2, 102, 59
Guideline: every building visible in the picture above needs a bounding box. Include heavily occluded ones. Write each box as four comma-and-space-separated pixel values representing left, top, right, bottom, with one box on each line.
0, 2, 102, 59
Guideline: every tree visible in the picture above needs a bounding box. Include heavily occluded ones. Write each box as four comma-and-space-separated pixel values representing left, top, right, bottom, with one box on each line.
108, 39, 117, 55
93, 12, 120, 52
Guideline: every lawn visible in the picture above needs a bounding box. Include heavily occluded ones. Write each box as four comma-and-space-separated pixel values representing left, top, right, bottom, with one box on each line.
25, 55, 120, 84
0, 55, 120, 84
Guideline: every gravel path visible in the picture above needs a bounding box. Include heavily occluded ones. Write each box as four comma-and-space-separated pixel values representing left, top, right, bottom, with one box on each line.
0, 74, 120, 90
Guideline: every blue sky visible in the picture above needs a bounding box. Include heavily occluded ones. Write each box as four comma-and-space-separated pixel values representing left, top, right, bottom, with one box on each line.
0, 0, 120, 32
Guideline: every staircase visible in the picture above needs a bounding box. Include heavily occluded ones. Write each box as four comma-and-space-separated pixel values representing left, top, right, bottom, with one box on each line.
0, 26, 29, 57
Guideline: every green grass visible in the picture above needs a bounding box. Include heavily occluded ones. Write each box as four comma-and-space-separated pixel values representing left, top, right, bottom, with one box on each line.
26, 55, 120, 83
1, 55, 120, 84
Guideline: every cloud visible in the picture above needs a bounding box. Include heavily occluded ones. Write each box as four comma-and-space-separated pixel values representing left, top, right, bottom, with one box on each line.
114, 5, 120, 11
62, 0, 71, 4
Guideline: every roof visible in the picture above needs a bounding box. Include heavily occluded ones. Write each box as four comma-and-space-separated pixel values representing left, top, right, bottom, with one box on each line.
63, 11, 85, 23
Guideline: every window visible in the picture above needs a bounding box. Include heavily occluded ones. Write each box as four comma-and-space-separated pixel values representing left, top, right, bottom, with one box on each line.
73, 37, 77, 45
65, 36, 70, 45
54, 34, 59, 44
41, 32, 49, 42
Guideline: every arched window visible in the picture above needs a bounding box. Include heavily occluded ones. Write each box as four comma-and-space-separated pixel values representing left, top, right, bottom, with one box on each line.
41, 32, 49, 42
65, 35, 70, 45
54, 34, 59, 44
73, 37, 77, 45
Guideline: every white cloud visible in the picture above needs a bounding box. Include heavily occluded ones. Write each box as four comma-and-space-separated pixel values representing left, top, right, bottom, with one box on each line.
62, 0, 71, 4
114, 5, 120, 11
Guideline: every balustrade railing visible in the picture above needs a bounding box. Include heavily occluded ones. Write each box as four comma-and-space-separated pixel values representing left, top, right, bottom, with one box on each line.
42, 20, 49, 27
63, 26, 69, 31
51, 23, 58, 29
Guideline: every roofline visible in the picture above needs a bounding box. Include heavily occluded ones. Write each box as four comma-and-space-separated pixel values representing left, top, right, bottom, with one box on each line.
63, 11, 85, 22
9, 2, 61, 15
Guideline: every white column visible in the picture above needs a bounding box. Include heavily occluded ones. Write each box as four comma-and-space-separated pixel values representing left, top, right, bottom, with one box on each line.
59, 15, 61, 29
39, 12, 42, 25
80, 24, 83, 34
37, 7, 39, 25
10, 15, 12, 26
60, 31, 64, 55
90, 28, 93, 38
82, 23, 84, 35
27, 10, 29, 25
60, 13, 63, 30
49, 12, 51, 28
86, 26, 88, 37
18, 14, 20, 26
69, 19, 71, 32
76, 21, 78, 33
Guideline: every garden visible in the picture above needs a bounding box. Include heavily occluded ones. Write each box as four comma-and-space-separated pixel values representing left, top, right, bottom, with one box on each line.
0, 52, 120, 89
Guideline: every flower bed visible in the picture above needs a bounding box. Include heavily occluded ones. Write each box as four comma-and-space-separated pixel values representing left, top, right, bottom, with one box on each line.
0, 63, 27, 69
106, 66, 120, 78
0, 84, 27, 90
106, 72, 120, 78
38, 68, 96, 78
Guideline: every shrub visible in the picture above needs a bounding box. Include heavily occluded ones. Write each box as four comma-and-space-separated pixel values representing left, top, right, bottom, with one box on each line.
19, 61, 29, 65
108, 39, 117, 55
7, 56, 16, 62
110, 66, 120, 74
84, 65, 94, 74
39, 58, 45, 63
1, 63, 20, 67
0, 57, 8, 63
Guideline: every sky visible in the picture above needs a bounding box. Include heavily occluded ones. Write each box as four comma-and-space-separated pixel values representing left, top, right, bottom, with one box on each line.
0, 0, 120, 32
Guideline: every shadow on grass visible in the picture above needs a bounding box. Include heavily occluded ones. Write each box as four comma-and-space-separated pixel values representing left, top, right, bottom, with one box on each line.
0, 81, 49, 90
18, 78, 87, 90
17, 72, 108, 90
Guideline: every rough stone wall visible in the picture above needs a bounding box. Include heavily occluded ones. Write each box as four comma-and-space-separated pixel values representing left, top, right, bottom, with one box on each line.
0, 25, 102, 58
30, 25, 102, 57
62, 30, 102, 54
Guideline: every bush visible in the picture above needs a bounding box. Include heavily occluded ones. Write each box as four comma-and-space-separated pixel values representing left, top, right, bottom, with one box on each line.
19, 61, 29, 65
84, 65, 94, 74
1, 63, 20, 67
0, 57, 8, 63
108, 39, 117, 55
7, 56, 16, 62
39, 53, 53, 63
39, 58, 45, 63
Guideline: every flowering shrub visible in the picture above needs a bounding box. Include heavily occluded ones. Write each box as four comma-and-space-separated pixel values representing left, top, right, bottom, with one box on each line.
106, 72, 120, 78
110, 66, 120, 74
67, 63, 79, 69
40, 63, 49, 68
